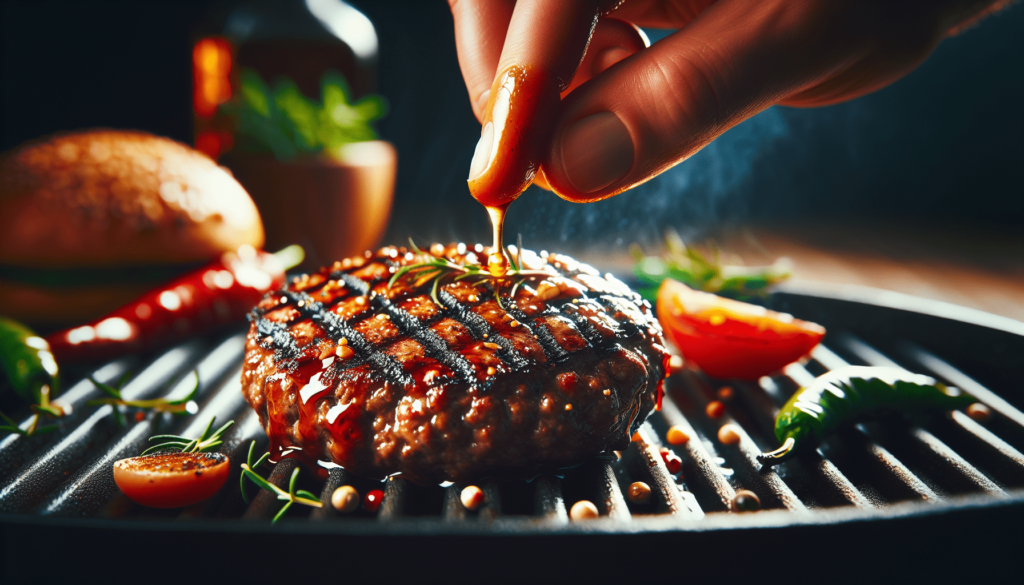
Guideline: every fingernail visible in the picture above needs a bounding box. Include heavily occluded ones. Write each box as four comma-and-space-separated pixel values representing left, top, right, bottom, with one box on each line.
559, 112, 633, 194
468, 121, 493, 180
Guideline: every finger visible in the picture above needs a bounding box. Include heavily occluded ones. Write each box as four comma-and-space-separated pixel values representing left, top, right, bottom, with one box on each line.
450, 0, 516, 121
467, 0, 607, 207
607, 0, 716, 28
562, 18, 650, 97
542, 0, 918, 201
532, 17, 648, 193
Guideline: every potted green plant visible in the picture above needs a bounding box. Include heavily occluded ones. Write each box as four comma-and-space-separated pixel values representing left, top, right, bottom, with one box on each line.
222, 69, 395, 269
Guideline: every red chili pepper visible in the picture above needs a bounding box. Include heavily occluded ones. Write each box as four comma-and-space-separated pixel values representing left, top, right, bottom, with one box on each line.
47, 245, 302, 364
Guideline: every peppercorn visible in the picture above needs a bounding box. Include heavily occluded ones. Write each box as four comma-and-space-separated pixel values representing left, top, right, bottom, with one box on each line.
967, 403, 992, 423
732, 489, 760, 512
718, 424, 741, 445
666, 425, 690, 446
627, 482, 652, 505
570, 500, 599, 520
460, 485, 486, 511
331, 485, 360, 513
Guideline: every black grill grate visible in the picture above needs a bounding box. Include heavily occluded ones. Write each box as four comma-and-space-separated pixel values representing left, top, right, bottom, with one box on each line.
2, 286, 1023, 579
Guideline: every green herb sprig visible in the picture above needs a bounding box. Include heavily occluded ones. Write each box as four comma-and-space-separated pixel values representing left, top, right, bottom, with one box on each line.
240, 441, 322, 524
632, 229, 791, 302
141, 416, 234, 456
0, 384, 63, 437
0, 407, 58, 437
227, 68, 387, 161
389, 237, 551, 308
87, 370, 199, 427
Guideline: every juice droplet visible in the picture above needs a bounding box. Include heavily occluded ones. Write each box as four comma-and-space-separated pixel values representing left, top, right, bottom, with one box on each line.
486, 204, 510, 277
488, 253, 509, 277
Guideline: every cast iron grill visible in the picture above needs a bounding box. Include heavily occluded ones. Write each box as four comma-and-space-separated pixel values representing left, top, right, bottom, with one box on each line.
1, 284, 1022, 580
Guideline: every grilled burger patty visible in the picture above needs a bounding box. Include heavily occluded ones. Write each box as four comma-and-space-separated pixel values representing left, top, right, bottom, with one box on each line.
241, 244, 668, 484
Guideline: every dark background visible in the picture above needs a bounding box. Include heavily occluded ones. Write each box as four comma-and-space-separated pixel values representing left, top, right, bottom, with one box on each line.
1, 0, 1021, 254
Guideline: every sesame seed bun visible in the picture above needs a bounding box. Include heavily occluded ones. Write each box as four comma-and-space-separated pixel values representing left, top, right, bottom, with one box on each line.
0, 130, 265, 324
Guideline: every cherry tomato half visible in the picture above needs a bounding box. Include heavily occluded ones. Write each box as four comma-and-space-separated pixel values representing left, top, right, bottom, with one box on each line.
113, 452, 230, 508
656, 279, 825, 380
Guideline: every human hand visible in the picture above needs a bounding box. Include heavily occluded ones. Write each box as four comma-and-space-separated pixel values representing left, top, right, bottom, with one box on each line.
453, 0, 1007, 203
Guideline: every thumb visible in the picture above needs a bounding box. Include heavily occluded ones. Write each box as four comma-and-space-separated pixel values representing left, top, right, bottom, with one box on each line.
542, 0, 918, 201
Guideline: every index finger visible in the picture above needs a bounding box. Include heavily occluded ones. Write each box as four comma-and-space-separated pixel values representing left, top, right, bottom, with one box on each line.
467, 0, 607, 207
450, 0, 516, 121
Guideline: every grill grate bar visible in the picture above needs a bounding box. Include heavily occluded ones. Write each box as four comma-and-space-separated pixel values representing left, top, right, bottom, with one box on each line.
632, 425, 702, 517
901, 342, 1024, 431
861, 439, 940, 501
673, 371, 807, 512
533, 475, 569, 522
948, 410, 1024, 472
378, 477, 408, 520
908, 428, 1006, 496
592, 460, 631, 521
656, 397, 735, 511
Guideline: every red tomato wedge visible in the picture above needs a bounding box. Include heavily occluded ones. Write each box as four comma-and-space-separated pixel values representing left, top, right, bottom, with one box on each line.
113, 452, 229, 508
656, 279, 826, 380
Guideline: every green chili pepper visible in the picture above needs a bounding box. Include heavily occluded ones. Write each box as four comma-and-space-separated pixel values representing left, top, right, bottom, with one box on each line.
758, 366, 976, 466
0, 316, 60, 407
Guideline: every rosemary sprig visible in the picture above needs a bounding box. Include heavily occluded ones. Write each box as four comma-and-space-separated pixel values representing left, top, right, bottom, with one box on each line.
389, 237, 550, 306
141, 416, 235, 456
239, 441, 322, 523
87, 370, 199, 427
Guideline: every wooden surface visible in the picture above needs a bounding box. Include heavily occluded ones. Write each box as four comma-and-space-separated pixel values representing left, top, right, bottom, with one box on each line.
580, 221, 1024, 323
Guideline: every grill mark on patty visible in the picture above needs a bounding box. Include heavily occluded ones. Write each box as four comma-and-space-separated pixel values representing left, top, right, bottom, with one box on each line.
560, 305, 604, 348
437, 290, 529, 370
377, 296, 478, 385
505, 304, 568, 361
333, 271, 372, 296
279, 289, 413, 387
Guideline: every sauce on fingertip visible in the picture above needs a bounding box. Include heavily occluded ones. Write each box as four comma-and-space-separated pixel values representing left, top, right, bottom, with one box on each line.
469, 65, 560, 262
